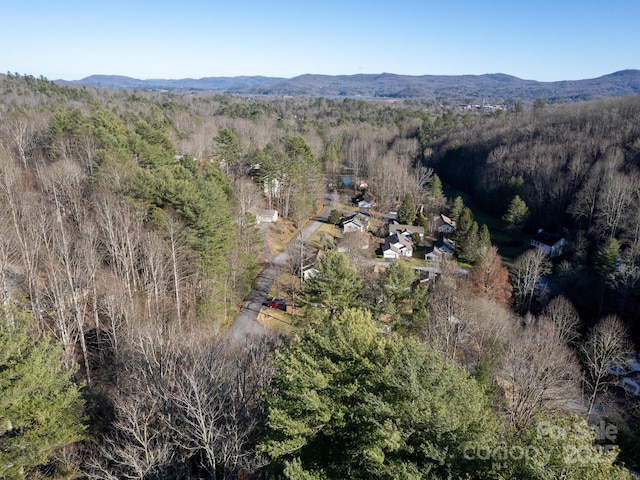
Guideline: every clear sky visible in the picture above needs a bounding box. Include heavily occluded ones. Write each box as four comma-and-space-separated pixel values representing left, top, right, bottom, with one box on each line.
2, 0, 638, 82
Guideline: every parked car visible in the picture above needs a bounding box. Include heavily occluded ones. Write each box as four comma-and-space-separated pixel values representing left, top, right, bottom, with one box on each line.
265, 297, 286, 311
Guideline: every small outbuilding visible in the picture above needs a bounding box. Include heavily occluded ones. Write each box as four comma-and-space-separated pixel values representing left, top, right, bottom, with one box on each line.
250, 207, 279, 224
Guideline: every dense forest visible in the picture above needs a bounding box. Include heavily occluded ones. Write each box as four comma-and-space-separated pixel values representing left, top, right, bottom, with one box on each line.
1, 73, 639, 479
427, 96, 640, 329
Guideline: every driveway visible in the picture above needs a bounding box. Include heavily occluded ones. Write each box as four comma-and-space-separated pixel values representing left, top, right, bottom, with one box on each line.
226, 194, 336, 344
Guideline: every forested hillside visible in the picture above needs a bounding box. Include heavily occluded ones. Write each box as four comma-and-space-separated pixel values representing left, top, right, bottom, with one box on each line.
426, 96, 640, 327
1, 73, 639, 479
63, 70, 640, 103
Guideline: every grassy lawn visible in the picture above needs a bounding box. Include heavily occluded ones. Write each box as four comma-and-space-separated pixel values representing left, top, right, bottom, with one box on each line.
257, 307, 296, 335
408, 245, 427, 266
259, 269, 304, 334
307, 223, 341, 250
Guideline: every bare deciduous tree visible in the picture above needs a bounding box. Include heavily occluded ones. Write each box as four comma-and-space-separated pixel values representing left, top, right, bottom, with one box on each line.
168, 339, 273, 479
568, 163, 601, 230
87, 318, 274, 480
594, 164, 639, 239
85, 393, 177, 480
463, 295, 514, 368
0, 110, 44, 168
96, 189, 144, 300
86, 320, 184, 480
540, 295, 581, 344
510, 248, 552, 313
0, 161, 43, 325
501, 318, 582, 427
0, 213, 21, 307
425, 258, 466, 361
579, 315, 633, 419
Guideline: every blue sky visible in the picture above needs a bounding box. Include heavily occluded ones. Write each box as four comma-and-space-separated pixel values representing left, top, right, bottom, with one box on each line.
2, 1, 638, 81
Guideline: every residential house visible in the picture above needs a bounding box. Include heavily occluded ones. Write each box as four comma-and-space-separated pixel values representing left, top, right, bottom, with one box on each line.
432, 214, 457, 235
340, 213, 370, 234
531, 229, 568, 258
249, 164, 281, 199
249, 207, 279, 224
388, 220, 425, 242
298, 250, 322, 281
352, 192, 375, 210
382, 232, 414, 260
424, 237, 455, 273
357, 199, 372, 209
303, 265, 319, 281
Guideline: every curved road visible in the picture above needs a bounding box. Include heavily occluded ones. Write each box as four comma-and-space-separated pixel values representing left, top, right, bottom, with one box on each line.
226, 192, 337, 344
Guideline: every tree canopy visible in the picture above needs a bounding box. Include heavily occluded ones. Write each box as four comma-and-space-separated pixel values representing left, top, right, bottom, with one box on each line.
398, 193, 416, 225
503, 194, 530, 232
0, 308, 85, 478
300, 250, 362, 315
260, 308, 499, 479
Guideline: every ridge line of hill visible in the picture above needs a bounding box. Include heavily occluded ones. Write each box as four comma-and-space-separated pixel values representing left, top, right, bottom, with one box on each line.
59, 70, 640, 102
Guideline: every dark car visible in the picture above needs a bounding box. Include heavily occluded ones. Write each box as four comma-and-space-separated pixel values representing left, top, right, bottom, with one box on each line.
265, 297, 286, 311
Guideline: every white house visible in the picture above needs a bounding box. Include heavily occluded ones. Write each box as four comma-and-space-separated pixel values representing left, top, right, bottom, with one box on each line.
303, 266, 319, 281
357, 199, 372, 209
299, 250, 322, 281
352, 192, 375, 209
382, 232, 414, 260
531, 229, 568, 258
249, 207, 279, 224
340, 213, 370, 233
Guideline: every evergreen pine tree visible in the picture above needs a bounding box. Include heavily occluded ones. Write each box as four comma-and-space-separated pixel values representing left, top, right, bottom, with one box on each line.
259, 308, 498, 480
398, 193, 416, 225
503, 195, 530, 232
0, 308, 85, 478
449, 196, 465, 223
300, 250, 361, 315
594, 237, 620, 278
429, 173, 444, 200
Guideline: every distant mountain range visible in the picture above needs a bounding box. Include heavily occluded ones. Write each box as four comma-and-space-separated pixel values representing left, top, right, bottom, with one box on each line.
62, 75, 286, 91
61, 70, 640, 102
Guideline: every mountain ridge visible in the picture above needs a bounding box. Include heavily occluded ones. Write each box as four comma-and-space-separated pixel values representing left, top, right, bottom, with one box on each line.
60, 70, 640, 102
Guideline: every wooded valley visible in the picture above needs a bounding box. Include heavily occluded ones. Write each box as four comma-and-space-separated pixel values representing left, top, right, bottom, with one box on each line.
1, 73, 640, 479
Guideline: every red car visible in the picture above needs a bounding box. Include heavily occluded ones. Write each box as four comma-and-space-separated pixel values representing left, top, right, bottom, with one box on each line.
265, 297, 287, 311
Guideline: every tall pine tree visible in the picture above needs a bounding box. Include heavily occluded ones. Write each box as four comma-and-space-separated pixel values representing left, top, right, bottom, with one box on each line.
259, 308, 498, 480
503, 195, 529, 232
398, 193, 416, 225
300, 250, 361, 315
0, 308, 85, 478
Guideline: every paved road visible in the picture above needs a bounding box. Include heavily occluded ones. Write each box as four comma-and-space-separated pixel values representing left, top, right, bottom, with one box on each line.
226, 193, 337, 344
